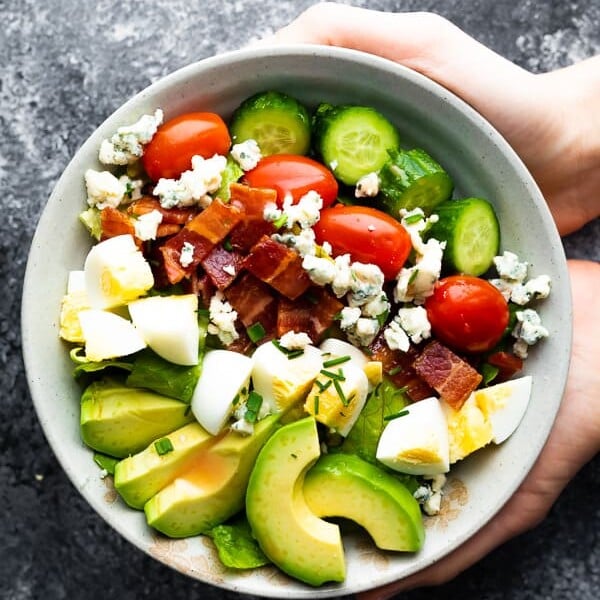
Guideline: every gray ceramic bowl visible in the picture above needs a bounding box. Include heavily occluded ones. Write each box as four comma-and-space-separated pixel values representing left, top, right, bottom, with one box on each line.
22, 46, 571, 597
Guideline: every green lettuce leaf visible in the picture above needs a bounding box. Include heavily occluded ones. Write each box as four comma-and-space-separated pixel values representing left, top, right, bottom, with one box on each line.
339, 378, 409, 464
206, 515, 271, 570
216, 156, 244, 202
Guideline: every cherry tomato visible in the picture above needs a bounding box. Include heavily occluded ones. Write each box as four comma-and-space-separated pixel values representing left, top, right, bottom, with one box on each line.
313, 205, 412, 280
425, 275, 509, 353
142, 112, 231, 181
244, 154, 338, 207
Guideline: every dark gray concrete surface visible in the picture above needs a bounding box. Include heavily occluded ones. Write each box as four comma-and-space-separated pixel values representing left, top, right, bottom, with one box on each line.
1, 1, 598, 598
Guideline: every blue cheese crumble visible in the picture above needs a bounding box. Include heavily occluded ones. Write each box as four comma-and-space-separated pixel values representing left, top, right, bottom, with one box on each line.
208, 291, 239, 346
99, 109, 163, 165
230, 139, 262, 171
134, 209, 163, 241
154, 154, 227, 209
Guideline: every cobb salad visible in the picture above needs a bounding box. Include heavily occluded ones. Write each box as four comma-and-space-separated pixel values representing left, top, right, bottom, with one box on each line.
59, 90, 551, 586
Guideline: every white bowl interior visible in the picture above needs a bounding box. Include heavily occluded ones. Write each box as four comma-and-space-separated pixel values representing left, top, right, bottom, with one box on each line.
22, 46, 571, 597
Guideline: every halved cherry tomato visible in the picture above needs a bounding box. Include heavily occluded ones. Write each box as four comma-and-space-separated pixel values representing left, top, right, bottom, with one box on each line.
142, 112, 231, 181
244, 154, 338, 207
313, 205, 412, 280
425, 275, 509, 353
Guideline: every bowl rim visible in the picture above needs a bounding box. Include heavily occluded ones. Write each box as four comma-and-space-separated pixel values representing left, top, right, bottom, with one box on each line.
21, 43, 572, 597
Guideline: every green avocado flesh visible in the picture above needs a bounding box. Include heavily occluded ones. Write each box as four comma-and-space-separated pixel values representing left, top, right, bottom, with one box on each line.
246, 417, 345, 587
145, 415, 280, 538
303, 453, 425, 552
80, 379, 194, 458
114, 422, 214, 509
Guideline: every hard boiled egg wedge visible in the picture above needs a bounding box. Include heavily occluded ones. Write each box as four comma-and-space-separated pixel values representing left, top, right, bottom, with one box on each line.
251, 341, 323, 414
59, 270, 90, 343
304, 361, 369, 437
84, 234, 154, 309
376, 397, 450, 476
473, 376, 533, 444
319, 338, 383, 389
128, 294, 199, 366
78, 309, 146, 361
442, 375, 533, 463
191, 349, 254, 436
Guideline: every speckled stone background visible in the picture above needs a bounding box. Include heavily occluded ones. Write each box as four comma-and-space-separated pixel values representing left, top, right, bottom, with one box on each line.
2, 1, 599, 599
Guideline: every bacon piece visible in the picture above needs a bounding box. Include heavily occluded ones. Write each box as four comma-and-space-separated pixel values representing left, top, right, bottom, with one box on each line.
100, 207, 135, 240
159, 229, 213, 284
127, 197, 196, 224
277, 287, 343, 343
186, 199, 243, 244
368, 332, 434, 401
244, 236, 311, 300
156, 223, 182, 238
182, 271, 215, 308
487, 351, 524, 382
228, 183, 277, 251
224, 273, 278, 337
200, 245, 245, 290
226, 329, 255, 355
413, 340, 482, 410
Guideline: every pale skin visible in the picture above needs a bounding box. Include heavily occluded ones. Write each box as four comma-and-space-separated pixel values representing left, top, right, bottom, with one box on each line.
261, 3, 600, 597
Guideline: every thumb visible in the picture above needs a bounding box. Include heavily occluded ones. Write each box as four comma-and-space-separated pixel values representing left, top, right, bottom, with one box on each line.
262, 2, 534, 124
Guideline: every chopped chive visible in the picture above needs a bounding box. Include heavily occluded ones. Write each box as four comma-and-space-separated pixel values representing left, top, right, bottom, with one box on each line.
408, 269, 420, 286
384, 409, 410, 421
404, 213, 424, 225
273, 214, 288, 229
314, 395, 320, 415
154, 437, 174, 455
222, 238, 233, 251
322, 355, 351, 368
315, 379, 332, 393
246, 391, 263, 412
231, 393, 240, 406
93, 453, 119, 475
388, 365, 403, 376
247, 322, 266, 343
333, 378, 349, 406
320, 369, 346, 381
272, 339, 304, 359
198, 308, 210, 317
245, 410, 258, 423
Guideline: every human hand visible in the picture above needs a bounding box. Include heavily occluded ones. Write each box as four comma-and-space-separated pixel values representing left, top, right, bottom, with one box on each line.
263, 2, 600, 236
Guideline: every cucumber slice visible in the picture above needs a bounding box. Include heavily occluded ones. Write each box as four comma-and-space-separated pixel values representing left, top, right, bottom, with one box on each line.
229, 91, 311, 156
313, 103, 400, 186
427, 197, 500, 276
378, 149, 453, 216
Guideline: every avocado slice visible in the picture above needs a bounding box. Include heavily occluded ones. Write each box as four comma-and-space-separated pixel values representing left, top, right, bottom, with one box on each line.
144, 414, 280, 538
303, 453, 425, 552
80, 379, 195, 458
246, 417, 345, 587
114, 422, 214, 509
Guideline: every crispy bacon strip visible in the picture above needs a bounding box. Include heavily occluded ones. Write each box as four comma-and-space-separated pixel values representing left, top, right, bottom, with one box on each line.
100, 207, 135, 240
228, 183, 277, 251
413, 340, 482, 410
157, 200, 243, 285
127, 197, 195, 224
368, 332, 434, 401
244, 235, 311, 300
201, 245, 244, 290
224, 272, 278, 334
159, 229, 213, 284
277, 287, 343, 343
186, 199, 243, 244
